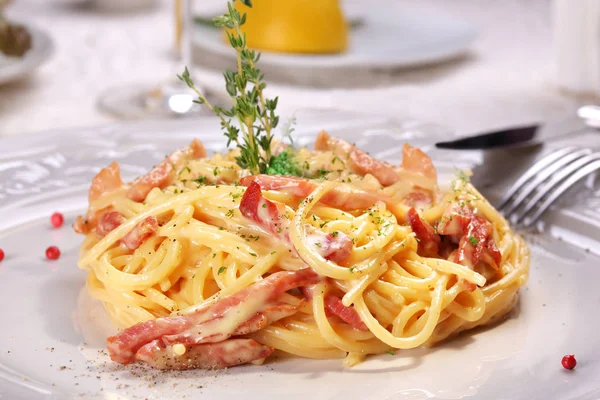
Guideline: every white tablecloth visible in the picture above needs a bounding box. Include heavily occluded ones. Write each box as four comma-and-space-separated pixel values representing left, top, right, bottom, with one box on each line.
0, 0, 590, 138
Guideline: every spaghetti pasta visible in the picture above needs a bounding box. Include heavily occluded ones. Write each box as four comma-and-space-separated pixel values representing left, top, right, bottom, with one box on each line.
75, 132, 529, 370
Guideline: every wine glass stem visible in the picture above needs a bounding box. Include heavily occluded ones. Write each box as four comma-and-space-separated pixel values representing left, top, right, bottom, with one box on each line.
175, 0, 193, 73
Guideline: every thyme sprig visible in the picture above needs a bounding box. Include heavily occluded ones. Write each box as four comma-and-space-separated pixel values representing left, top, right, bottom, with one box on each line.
178, 0, 279, 175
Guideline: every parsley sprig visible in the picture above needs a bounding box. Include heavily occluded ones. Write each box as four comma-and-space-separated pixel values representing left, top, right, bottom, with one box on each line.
178, 0, 279, 175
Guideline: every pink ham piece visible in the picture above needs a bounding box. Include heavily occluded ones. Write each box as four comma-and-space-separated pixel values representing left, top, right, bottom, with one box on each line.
315, 130, 400, 186
319, 231, 352, 264
437, 205, 502, 270
89, 161, 123, 202
239, 181, 353, 263
305, 229, 353, 264
121, 216, 158, 250
227, 302, 298, 336
400, 143, 437, 181
127, 139, 207, 202
135, 338, 274, 370
300, 286, 368, 332
324, 294, 368, 331
96, 211, 126, 238
436, 205, 472, 237
239, 174, 389, 213
73, 162, 123, 234
400, 144, 438, 208
454, 215, 502, 270
402, 190, 434, 209
239, 180, 288, 240
107, 268, 319, 366
161, 301, 299, 346
127, 163, 171, 203
406, 207, 440, 258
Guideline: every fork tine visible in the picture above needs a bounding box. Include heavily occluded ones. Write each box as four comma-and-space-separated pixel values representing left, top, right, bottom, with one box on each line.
500, 148, 592, 216
511, 153, 600, 224
497, 147, 580, 210
522, 158, 600, 227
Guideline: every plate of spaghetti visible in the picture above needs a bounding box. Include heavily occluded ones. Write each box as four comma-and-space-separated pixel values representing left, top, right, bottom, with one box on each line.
75, 127, 529, 369
1, 110, 600, 399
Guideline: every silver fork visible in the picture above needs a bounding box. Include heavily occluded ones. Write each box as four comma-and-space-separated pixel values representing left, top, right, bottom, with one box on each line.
497, 147, 600, 227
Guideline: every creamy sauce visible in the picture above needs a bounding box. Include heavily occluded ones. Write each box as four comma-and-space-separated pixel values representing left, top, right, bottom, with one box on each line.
172, 343, 187, 356
183, 286, 274, 343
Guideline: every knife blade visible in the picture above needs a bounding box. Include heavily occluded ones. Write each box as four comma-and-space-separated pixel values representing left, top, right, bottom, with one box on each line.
435, 125, 539, 150
435, 114, 596, 151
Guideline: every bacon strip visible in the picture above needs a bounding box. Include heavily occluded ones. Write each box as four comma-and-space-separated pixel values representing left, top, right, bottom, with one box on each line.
437, 205, 501, 269
401, 143, 437, 181
89, 161, 123, 202
239, 175, 388, 212
127, 139, 207, 202
230, 302, 298, 336
315, 130, 400, 186
121, 216, 158, 250
300, 286, 368, 331
73, 216, 91, 235
73, 162, 123, 234
305, 229, 353, 264
162, 302, 299, 346
239, 180, 288, 239
437, 205, 472, 237
96, 211, 126, 238
127, 163, 172, 202
239, 181, 353, 263
324, 294, 368, 331
455, 215, 501, 269
403, 190, 434, 209
406, 208, 440, 257
107, 268, 318, 365
135, 338, 274, 370
320, 232, 353, 263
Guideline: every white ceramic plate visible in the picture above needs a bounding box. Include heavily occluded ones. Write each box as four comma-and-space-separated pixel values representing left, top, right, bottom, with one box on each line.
193, 5, 479, 70
1, 110, 599, 400
0, 25, 54, 86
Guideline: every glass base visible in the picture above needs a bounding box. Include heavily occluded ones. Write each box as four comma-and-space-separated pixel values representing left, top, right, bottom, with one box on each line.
97, 81, 220, 120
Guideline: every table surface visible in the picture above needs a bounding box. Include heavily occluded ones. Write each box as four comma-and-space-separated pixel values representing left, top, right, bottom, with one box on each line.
0, 0, 591, 138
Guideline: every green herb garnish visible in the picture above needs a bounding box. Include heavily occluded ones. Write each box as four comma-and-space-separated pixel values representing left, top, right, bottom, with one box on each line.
218, 266, 227, 275
266, 148, 302, 176
193, 176, 207, 185
468, 236, 479, 246
178, 0, 281, 175
316, 168, 329, 178
454, 168, 471, 183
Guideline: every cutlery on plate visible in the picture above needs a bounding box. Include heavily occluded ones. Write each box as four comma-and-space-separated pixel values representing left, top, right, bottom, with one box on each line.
435, 105, 600, 150
497, 147, 600, 227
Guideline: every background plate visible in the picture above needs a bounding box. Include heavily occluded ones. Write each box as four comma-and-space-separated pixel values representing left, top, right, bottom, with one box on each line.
0, 25, 54, 86
193, 5, 479, 70
0, 110, 599, 399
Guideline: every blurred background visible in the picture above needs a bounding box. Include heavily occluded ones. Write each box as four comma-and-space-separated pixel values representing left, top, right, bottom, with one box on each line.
0, 0, 594, 137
